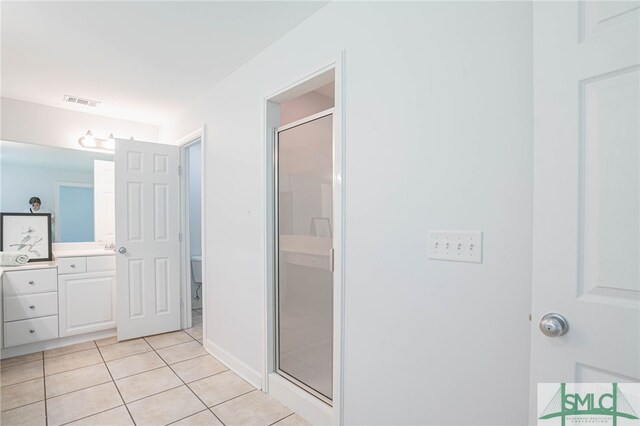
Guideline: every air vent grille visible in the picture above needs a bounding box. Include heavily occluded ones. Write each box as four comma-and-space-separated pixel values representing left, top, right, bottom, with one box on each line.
64, 95, 100, 107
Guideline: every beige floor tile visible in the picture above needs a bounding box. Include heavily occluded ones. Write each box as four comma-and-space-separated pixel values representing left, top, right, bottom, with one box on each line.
184, 324, 203, 339
45, 363, 112, 398
0, 352, 42, 369
0, 378, 44, 412
68, 405, 133, 425
115, 366, 182, 403
144, 331, 193, 350
44, 341, 97, 359
212, 390, 292, 426
273, 413, 312, 425
0, 401, 45, 426
171, 354, 228, 383
98, 339, 152, 362
95, 336, 118, 347
44, 348, 103, 376
157, 341, 208, 365
46, 382, 123, 426
107, 351, 166, 380
197, 339, 203, 345
170, 409, 223, 425
0, 360, 43, 387
126, 385, 206, 426
188, 370, 254, 407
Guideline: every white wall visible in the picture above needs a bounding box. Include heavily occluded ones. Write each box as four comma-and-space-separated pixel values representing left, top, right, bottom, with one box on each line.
1, 97, 159, 150
160, 2, 533, 424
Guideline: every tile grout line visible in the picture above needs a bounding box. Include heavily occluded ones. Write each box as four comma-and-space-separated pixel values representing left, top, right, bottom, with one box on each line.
268, 412, 297, 426
58, 404, 128, 426
209, 388, 257, 409
123, 383, 184, 405
0, 354, 44, 370
166, 408, 211, 426
144, 336, 227, 426
95, 340, 137, 426
41, 378, 114, 401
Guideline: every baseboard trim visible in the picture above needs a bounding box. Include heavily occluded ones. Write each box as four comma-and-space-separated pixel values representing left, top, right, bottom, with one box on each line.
204, 339, 262, 389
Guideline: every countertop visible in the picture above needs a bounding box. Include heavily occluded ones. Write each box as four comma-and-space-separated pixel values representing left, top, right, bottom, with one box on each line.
1, 250, 115, 276
53, 249, 116, 258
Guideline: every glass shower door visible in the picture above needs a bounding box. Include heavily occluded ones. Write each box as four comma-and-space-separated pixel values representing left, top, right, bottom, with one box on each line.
276, 111, 333, 404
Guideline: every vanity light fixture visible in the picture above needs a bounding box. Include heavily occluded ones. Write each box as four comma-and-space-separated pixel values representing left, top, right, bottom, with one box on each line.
78, 130, 115, 150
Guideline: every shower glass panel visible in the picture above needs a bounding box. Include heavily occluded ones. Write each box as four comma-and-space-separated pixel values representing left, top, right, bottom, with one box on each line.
276, 111, 333, 403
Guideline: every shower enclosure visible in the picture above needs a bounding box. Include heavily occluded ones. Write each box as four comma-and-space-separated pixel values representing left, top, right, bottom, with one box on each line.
275, 109, 334, 404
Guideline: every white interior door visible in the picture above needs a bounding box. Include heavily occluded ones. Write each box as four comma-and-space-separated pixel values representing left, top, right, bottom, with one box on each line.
115, 138, 181, 341
530, 0, 640, 421
94, 160, 115, 242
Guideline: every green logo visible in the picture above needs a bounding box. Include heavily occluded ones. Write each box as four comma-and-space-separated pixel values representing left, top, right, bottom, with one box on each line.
539, 383, 639, 425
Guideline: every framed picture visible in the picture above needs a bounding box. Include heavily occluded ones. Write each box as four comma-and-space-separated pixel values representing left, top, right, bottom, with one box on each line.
310, 217, 332, 238
0, 213, 53, 262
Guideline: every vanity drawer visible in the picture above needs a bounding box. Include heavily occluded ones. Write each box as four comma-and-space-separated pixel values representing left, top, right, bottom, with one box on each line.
3, 268, 58, 296
57, 257, 87, 274
4, 315, 59, 347
4, 292, 58, 322
87, 256, 115, 272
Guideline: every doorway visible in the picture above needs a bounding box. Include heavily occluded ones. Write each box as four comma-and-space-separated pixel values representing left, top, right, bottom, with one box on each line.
264, 62, 344, 425
178, 129, 206, 335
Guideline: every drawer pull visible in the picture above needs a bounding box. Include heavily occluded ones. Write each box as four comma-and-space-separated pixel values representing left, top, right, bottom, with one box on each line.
70, 264, 76, 268
29, 329, 35, 334
28, 281, 35, 285
29, 305, 36, 309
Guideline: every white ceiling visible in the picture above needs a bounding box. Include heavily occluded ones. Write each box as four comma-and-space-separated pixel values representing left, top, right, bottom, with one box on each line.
1, 1, 328, 125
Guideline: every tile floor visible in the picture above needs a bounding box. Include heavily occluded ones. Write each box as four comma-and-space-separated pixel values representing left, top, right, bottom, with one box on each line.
1, 311, 309, 426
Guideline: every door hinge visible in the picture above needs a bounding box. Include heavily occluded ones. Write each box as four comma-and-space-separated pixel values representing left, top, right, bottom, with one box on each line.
178, 166, 182, 176
178, 233, 183, 242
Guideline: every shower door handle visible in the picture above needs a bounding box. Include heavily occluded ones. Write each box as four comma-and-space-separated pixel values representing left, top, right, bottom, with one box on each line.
329, 249, 335, 272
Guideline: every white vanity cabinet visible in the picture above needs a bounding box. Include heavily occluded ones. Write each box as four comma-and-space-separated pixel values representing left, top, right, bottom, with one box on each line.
58, 255, 116, 337
3, 267, 59, 347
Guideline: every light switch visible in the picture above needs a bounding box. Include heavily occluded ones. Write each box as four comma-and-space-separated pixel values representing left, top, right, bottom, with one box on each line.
428, 231, 483, 263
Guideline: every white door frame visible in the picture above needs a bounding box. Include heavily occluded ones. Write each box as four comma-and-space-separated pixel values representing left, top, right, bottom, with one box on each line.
54, 181, 93, 242
263, 53, 346, 425
177, 127, 206, 332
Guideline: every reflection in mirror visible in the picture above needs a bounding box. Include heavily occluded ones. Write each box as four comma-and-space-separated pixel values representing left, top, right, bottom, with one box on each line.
0, 140, 114, 243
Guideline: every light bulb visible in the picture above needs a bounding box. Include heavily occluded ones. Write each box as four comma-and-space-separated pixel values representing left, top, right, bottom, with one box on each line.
83, 130, 96, 147
105, 133, 115, 150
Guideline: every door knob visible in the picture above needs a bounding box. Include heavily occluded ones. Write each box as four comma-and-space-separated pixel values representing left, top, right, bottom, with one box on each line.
118, 247, 127, 254
539, 313, 569, 337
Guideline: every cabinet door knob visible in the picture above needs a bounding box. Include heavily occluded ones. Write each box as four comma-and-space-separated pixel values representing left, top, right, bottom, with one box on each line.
70, 264, 76, 268
29, 329, 35, 334
29, 305, 35, 309
28, 281, 35, 285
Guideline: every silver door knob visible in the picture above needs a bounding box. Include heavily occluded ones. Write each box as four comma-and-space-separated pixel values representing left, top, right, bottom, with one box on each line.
539, 313, 569, 337
118, 247, 127, 254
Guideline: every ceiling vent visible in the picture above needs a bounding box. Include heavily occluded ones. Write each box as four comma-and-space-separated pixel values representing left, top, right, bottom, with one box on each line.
63, 95, 100, 107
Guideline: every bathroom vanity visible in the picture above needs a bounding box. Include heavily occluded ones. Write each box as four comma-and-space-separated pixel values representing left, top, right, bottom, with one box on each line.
0, 244, 116, 358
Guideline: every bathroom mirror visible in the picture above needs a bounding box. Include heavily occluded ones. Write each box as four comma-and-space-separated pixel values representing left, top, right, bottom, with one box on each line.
0, 140, 114, 243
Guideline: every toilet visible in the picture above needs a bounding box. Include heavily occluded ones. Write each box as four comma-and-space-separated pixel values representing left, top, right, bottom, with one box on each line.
191, 255, 202, 285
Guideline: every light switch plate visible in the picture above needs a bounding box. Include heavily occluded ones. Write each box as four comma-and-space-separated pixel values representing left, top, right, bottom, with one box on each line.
428, 231, 483, 263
